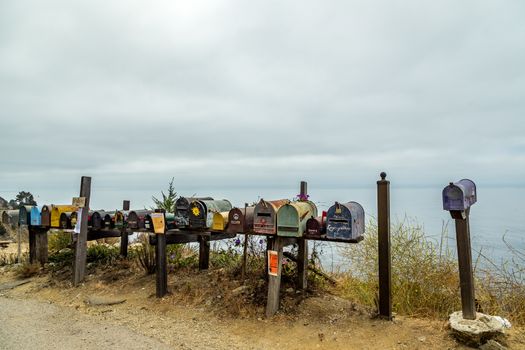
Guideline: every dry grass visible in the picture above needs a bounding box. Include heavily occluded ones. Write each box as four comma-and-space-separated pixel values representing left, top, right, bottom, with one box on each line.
335, 218, 525, 325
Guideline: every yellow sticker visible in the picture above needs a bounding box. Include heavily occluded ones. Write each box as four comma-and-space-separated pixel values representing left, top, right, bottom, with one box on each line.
192, 206, 200, 216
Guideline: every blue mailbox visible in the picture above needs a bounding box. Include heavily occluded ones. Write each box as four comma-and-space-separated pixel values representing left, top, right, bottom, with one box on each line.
442, 179, 477, 212
326, 201, 365, 241
30, 207, 41, 226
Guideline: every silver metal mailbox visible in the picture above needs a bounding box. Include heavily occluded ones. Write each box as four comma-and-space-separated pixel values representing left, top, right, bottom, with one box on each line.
442, 179, 477, 211
326, 201, 365, 240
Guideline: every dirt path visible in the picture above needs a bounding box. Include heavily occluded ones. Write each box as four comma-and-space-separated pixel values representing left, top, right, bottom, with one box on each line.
0, 297, 171, 350
1, 262, 523, 350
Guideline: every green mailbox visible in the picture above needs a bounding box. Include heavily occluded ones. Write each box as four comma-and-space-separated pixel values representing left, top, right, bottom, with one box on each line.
277, 201, 318, 237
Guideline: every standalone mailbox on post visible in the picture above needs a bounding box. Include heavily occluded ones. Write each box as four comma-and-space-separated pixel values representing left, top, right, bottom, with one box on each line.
442, 179, 477, 219
227, 207, 255, 234
326, 202, 365, 241
253, 199, 288, 234
188, 199, 232, 229
277, 201, 318, 237
442, 178, 477, 320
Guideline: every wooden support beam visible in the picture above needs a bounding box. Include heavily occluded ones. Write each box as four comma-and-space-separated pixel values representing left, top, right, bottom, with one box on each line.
377, 172, 392, 320
73, 176, 91, 286
29, 227, 48, 266
198, 235, 210, 270
266, 236, 284, 318
120, 200, 130, 258
297, 238, 308, 290
455, 210, 476, 319
155, 233, 167, 297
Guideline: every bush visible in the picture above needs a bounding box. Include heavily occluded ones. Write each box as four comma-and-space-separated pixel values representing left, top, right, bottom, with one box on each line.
14, 262, 40, 278
134, 233, 156, 274
48, 231, 72, 253
336, 217, 525, 325
87, 243, 119, 264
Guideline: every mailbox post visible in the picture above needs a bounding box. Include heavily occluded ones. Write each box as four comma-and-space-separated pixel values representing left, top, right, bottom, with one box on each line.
443, 179, 477, 320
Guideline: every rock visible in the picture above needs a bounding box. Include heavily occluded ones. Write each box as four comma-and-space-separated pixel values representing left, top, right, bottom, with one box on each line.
85, 296, 126, 306
286, 288, 294, 293
479, 339, 507, 350
231, 285, 248, 296
449, 311, 507, 346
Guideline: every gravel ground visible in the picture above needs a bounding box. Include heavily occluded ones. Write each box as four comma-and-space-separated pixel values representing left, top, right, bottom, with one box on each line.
0, 296, 172, 350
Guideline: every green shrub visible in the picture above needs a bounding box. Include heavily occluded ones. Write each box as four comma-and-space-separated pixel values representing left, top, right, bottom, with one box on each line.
87, 243, 119, 264
48, 231, 72, 253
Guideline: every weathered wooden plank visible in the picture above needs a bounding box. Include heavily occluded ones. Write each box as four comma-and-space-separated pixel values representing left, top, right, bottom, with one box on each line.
149, 232, 235, 245
266, 236, 284, 318
155, 233, 167, 297
455, 211, 476, 319
73, 176, 91, 286
297, 238, 308, 290
198, 235, 210, 270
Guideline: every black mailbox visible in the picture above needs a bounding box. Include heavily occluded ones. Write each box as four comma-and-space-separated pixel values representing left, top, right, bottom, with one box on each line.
188, 199, 232, 229
174, 197, 214, 228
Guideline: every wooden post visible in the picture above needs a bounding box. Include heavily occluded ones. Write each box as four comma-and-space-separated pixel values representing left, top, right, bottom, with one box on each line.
297, 239, 308, 290
120, 200, 130, 257
198, 235, 210, 270
265, 235, 274, 282
266, 236, 283, 318
455, 209, 476, 319
17, 225, 22, 263
241, 203, 249, 280
73, 176, 91, 286
377, 172, 392, 320
155, 233, 168, 297
297, 180, 308, 289
29, 227, 48, 265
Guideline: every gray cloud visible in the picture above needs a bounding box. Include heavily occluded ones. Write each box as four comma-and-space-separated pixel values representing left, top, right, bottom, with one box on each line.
1, 0, 524, 204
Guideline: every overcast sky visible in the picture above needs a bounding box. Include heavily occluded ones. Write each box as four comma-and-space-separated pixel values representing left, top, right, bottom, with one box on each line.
1, 1, 524, 206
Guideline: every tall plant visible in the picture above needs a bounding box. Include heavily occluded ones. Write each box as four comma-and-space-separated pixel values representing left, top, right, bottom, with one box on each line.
151, 177, 177, 213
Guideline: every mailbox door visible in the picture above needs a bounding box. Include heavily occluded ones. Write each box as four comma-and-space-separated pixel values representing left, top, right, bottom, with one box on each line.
18, 206, 29, 226
51, 207, 60, 228
212, 212, 229, 231
306, 216, 324, 237
40, 206, 51, 227
189, 201, 207, 228
227, 208, 244, 234
30, 207, 41, 226
127, 211, 140, 229
165, 213, 176, 230
91, 212, 103, 230
59, 212, 71, 229
326, 203, 352, 240
70, 211, 78, 227
347, 201, 365, 239
253, 199, 288, 234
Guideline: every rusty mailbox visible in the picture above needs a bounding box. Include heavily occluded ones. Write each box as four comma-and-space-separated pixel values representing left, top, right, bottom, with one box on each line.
443, 179, 477, 213
253, 199, 289, 234
30, 206, 41, 226
227, 207, 255, 234
40, 205, 51, 227
277, 201, 318, 237
212, 211, 230, 231
175, 197, 214, 228
326, 202, 365, 241
188, 199, 232, 229
50, 205, 78, 228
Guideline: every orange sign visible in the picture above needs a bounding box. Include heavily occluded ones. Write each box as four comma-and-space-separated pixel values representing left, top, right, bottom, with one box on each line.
268, 250, 279, 276
151, 213, 166, 234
